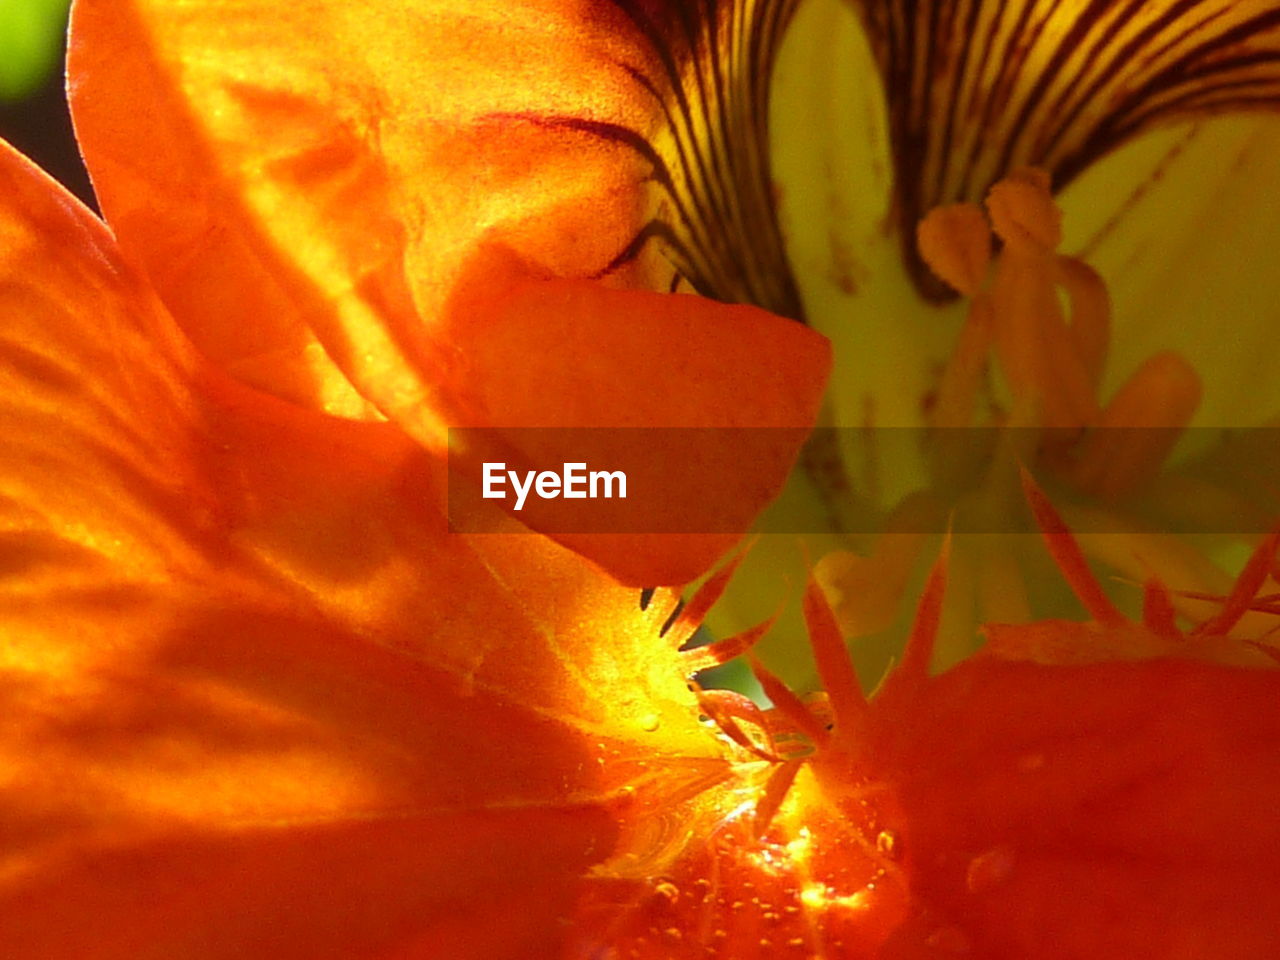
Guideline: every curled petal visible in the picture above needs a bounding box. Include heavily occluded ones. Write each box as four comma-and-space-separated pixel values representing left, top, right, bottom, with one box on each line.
442, 250, 830, 583
69, 0, 828, 581
68, 0, 811, 405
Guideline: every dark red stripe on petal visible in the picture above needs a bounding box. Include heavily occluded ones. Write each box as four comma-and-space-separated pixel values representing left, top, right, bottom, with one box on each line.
603, 0, 806, 317
850, 0, 1280, 297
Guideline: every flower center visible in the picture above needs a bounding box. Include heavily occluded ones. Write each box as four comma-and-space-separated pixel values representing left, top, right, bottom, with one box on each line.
763, 168, 1221, 674
918, 167, 1204, 503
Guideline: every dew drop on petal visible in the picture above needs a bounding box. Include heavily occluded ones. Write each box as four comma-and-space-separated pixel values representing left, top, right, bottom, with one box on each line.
875, 829, 900, 859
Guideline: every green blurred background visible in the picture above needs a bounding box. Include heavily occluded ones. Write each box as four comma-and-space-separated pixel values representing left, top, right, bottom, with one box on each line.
0, 0, 94, 205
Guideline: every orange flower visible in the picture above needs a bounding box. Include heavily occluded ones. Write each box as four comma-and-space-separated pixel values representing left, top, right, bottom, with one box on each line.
4, 1, 1280, 958
5, 130, 1280, 953
6, 128, 1280, 953
570, 509, 1280, 958
713, 0, 1280, 686
66, 0, 831, 585
0, 130, 737, 955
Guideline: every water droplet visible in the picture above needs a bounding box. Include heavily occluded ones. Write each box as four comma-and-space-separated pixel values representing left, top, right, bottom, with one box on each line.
638, 713, 661, 732
654, 881, 679, 903
664, 927, 683, 941
966, 845, 1016, 894
875, 829, 900, 859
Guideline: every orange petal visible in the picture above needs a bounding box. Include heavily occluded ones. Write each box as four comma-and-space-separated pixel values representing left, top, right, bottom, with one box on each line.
69, 0, 653, 417
0, 138, 727, 951
68, 0, 807, 415
66, 0, 658, 416
0, 136, 211, 578
445, 254, 830, 583
69, 0, 828, 584
2, 590, 622, 959
7, 808, 608, 960
871, 655, 1280, 957
0, 134, 722, 745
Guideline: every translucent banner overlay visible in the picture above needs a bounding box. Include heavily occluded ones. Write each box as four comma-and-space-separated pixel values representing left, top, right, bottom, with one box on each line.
447, 427, 1280, 535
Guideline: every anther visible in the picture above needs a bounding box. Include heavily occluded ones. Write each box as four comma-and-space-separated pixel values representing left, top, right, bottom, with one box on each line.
917, 202, 992, 297
986, 167, 1061, 252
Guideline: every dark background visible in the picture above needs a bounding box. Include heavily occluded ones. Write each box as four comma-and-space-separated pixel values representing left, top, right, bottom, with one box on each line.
0, 28, 95, 208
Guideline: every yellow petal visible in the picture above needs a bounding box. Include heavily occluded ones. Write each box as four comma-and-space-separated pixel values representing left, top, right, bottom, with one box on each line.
1063, 114, 1280, 428
844, 0, 1280, 295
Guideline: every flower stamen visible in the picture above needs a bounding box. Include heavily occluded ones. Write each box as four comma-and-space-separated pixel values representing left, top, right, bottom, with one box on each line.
895, 530, 951, 688
681, 618, 774, 674
748, 656, 831, 749
1141, 577, 1182, 642
1191, 528, 1280, 638
802, 577, 868, 742
920, 168, 1205, 501
1020, 465, 1126, 626
986, 168, 1100, 431
694, 686, 784, 762
1069, 351, 1202, 500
